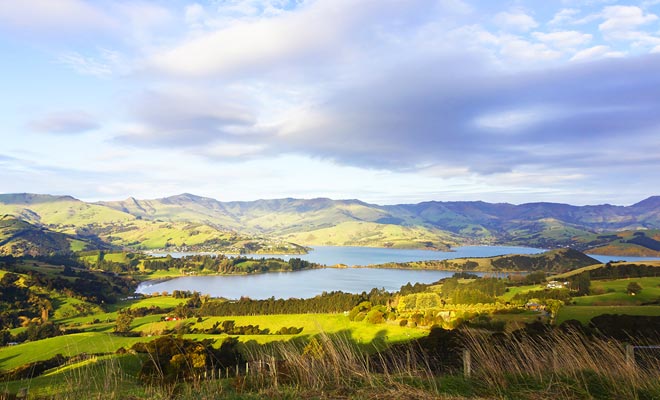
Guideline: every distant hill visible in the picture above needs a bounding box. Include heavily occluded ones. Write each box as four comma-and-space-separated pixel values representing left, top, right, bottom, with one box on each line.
370, 248, 600, 273
2, 193, 660, 255
0, 215, 97, 256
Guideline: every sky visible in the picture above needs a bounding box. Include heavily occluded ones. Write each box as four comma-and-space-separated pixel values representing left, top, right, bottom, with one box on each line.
1, 0, 660, 206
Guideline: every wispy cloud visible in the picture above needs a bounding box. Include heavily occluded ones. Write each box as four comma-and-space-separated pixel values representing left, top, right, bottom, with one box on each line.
28, 111, 100, 134
3, 0, 660, 204
494, 11, 539, 32
57, 50, 123, 77
0, 0, 115, 35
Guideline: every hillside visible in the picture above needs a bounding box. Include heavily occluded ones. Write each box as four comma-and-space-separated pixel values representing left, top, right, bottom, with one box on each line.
3, 193, 660, 255
99, 194, 660, 254
0, 215, 99, 256
0, 193, 134, 227
0, 195, 306, 254
371, 248, 600, 273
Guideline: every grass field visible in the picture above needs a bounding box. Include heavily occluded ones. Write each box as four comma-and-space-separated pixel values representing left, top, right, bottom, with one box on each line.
0, 199, 133, 226
0, 333, 149, 370
572, 277, 660, 305
7, 306, 427, 371
499, 284, 544, 302
552, 261, 660, 279
556, 305, 660, 324
0, 353, 146, 399
281, 220, 454, 251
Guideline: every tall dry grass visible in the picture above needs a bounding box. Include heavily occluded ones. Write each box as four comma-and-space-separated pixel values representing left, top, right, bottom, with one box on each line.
463, 327, 660, 399
6, 328, 660, 399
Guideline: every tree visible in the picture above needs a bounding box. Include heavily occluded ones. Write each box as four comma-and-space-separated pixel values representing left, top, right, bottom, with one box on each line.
570, 272, 591, 296
627, 281, 642, 296
114, 310, 134, 333
544, 299, 564, 321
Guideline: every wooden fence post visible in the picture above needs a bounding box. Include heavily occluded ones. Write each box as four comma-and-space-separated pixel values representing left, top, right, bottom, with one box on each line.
463, 349, 472, 378
271, 356, 278, 390
626, 345, 635, 367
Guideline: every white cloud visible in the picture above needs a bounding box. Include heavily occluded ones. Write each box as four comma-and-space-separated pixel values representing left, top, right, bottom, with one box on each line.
116, 86, 261, 147
200, 142, 267, 159
28, 111, 99, 134
569, 45, 625, 61
549, 8, 581, 25
58, 49, 126, 77
437, 0, 473, 15
149, 1, 349, 77
494, 11, 539, 32
599, 5, 658, 40
0, 0, 113, 32
185, 3, 206, 26
533, 30, 593, 50
147, 0, 453, 79
475, 108, 551, 132
497, 35, 562, 62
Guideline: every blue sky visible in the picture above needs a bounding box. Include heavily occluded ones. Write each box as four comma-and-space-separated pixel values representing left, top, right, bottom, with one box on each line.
1, 0, 660, 205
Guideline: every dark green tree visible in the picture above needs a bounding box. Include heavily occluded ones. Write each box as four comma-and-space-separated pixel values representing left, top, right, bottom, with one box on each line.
627, 281, 642, 295
114, 310, 134, 333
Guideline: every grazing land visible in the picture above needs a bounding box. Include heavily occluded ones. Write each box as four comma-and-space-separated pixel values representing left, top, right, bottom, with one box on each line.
1, 225, 660, 398
5, 193, 660, 256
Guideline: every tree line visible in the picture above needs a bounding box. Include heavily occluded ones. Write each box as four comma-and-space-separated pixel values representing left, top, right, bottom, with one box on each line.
199, 289, 392, 316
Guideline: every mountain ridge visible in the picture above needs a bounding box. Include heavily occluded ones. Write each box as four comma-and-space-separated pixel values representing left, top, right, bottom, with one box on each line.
2, 193, 660, 255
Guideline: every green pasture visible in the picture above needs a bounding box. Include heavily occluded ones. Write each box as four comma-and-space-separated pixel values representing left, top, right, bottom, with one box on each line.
572, 277, 660, 306
0, 354, 146, 399
552, 261, 660, 279
499, 284, 544, 302
68, 239, 87, 252
2, 315, 426, 371
0, 333, 148, 370
281, 221, 454, 251
107, 220, 228, 249
0, 200, 133, 226
556, 305, 660, 325
134, 313, 426, 345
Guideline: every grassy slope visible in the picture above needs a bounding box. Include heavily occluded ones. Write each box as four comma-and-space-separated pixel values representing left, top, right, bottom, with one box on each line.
552, 260, 660, 279
554, 276, 660, 324
557, 305, 660, 324
499, 284, 545, 302
575, 229, 660, 257
102, 196, 463, 250
101, 220, 232, 249
0, 333, 149, 370
6, 193, 660, 254
0, 198, 133, 226
505, 218, 594, 247
281, 221, 454, 250
1, 354, 145, 399
376, 248, 599, 273
0, 216, 91, 256
3, 309, 426, 371
572, 277, 660, 306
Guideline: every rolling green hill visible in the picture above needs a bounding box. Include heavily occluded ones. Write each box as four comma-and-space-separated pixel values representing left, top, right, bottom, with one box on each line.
3, 193, 660, 255
0, 193, 134, 227
0, 215, 99, 256
371, 248, 600, 273
281, 220, 454, 250
0, 195, 305, 254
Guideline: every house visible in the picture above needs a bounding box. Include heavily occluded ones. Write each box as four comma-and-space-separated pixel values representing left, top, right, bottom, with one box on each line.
546, 281, 569, 289
525, 302, 546, 311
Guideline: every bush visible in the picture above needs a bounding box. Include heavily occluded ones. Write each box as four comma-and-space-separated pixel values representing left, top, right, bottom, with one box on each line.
365, 308, 385, 324
133, 336, 243, 384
